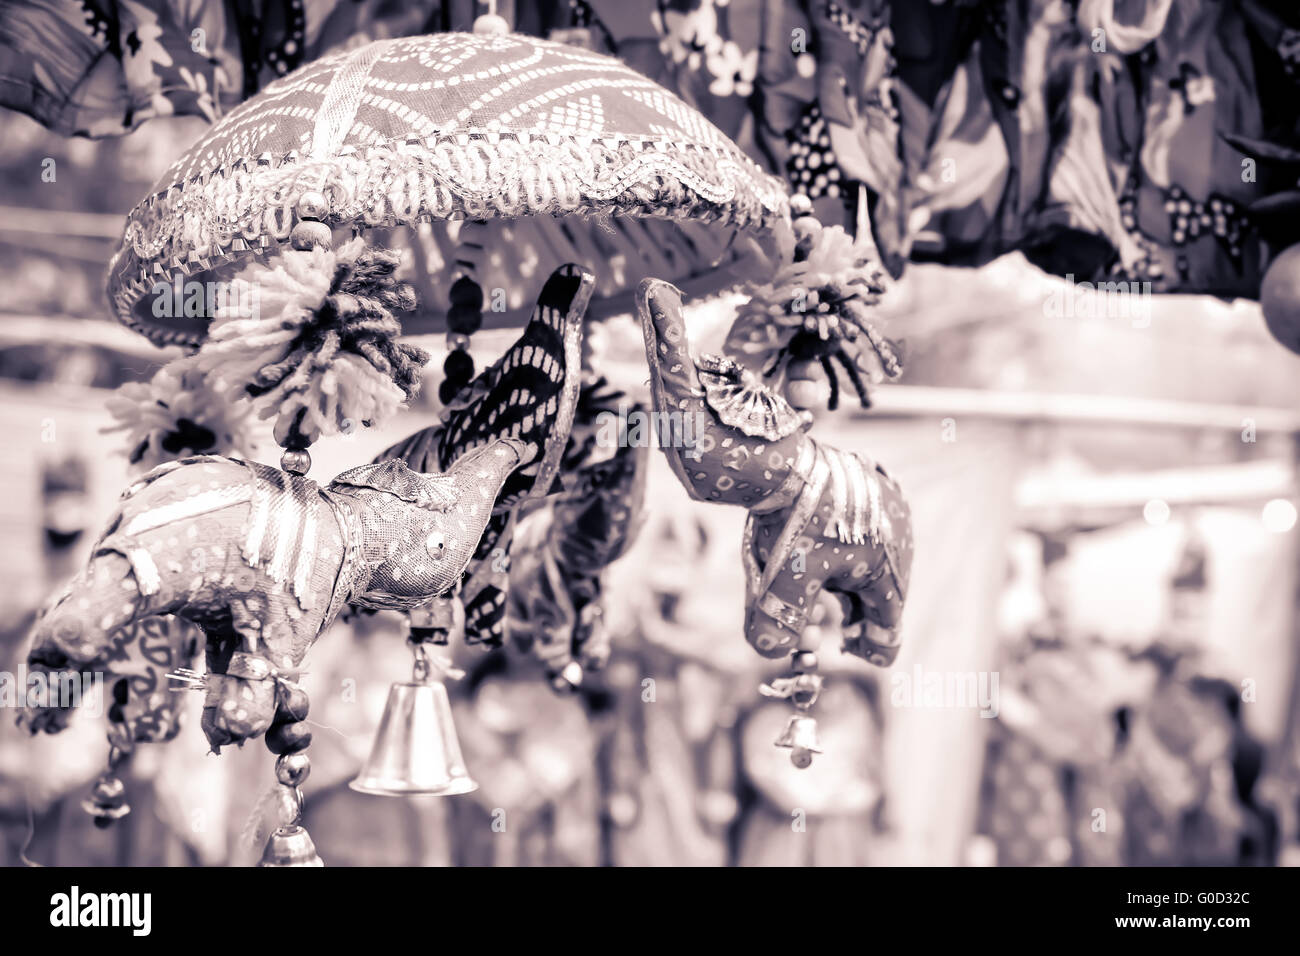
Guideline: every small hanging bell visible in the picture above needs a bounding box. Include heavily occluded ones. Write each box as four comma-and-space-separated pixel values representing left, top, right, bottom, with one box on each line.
774, 713, 824, 769
258, 824, 324, 867
349, 643, 478, 796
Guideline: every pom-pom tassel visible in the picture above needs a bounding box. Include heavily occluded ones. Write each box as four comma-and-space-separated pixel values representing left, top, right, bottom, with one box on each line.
725, 219, 902, 412
195, 238, 429, 448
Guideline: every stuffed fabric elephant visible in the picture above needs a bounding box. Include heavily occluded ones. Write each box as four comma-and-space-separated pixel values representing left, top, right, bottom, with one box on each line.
637, 279, 913, 665
506, 421, 650, 685
23, 440, 525, 748
380, 264, 592, 647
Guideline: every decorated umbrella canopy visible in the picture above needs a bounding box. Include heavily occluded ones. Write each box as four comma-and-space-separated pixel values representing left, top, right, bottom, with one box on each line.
106, 29, 789, 349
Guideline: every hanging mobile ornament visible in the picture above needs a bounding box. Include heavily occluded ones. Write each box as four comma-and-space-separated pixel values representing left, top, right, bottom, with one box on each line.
637, 279, 914, 769
65, 17, 789, 830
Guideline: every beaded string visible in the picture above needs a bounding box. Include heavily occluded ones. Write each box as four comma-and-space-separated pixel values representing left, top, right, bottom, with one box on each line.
440, 220, 488, 406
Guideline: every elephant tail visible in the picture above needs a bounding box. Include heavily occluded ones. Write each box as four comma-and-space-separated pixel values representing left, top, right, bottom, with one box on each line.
21, 551, 149, 734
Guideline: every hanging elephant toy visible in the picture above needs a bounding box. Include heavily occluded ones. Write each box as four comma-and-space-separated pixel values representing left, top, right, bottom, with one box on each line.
379, 264, 592, 652
505, 409, 650, 690
637, 278, 913, 766
21, 440, 526, 751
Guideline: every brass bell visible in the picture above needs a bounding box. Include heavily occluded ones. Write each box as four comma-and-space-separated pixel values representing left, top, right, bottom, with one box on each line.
350, 646, 478, 796
774, 713, 824, 769
258, 825, 324, 867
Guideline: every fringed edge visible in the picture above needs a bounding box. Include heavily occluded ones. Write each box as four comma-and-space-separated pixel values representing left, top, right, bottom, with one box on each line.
108, 132, 790, 346
819, 444, 884, 547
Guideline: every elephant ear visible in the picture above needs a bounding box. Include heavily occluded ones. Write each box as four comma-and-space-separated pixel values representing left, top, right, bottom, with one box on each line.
697, 354, 805, 441
329, 459, 458, 511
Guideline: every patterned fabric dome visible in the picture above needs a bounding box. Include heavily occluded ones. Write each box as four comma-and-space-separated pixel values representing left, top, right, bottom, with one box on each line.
107, 31, 790, 346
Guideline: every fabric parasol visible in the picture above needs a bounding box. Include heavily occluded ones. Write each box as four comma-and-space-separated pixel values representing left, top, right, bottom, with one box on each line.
105, 31, 790, 347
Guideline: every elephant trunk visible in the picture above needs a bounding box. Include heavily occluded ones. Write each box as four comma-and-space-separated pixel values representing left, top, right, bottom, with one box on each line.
444, 437, 528, 490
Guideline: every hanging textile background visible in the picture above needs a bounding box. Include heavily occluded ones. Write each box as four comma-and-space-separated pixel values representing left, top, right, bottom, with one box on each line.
2, 1, 1296, 296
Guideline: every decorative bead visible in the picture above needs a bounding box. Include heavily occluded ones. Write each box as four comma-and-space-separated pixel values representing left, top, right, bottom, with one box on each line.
786, 359, 821, 380
785, 377, 829, 410
793, 651, 819, 673
438, 379, 465, 406
276, 685, 310, 723
473, 13, 510, 34
289, 220, 333, 251
447, 303, 484, 335
266, 721, 313, 755
275, 753, 312, 788
443, 349, 475, 382
549, 660, 584, 692
93, 776, 126, 805
83, 797, 130, 822
449, 276, 485, 310
793, 215, 823, 249
296, 191, 329, 222
607, 792, 639, 827
280, 448, 311, 475
409, 625, 451, 645
789, 193, 813, 217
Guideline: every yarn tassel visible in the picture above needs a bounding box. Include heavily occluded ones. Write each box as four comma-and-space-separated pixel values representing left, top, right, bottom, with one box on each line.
194, 238, 429, 446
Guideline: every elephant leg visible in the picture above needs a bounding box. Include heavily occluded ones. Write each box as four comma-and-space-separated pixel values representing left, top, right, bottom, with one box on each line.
23, 552, 149, 734
744, 447, 911, 664
506, 530, 580, 685
542, 436, 649, 678
745, 512, 829, 658
831, 586, 905, 668
106, 617, 201, 749
200, 595, 288, 749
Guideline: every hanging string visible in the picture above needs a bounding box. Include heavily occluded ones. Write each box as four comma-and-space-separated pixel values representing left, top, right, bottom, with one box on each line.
20, 783, 45, 867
